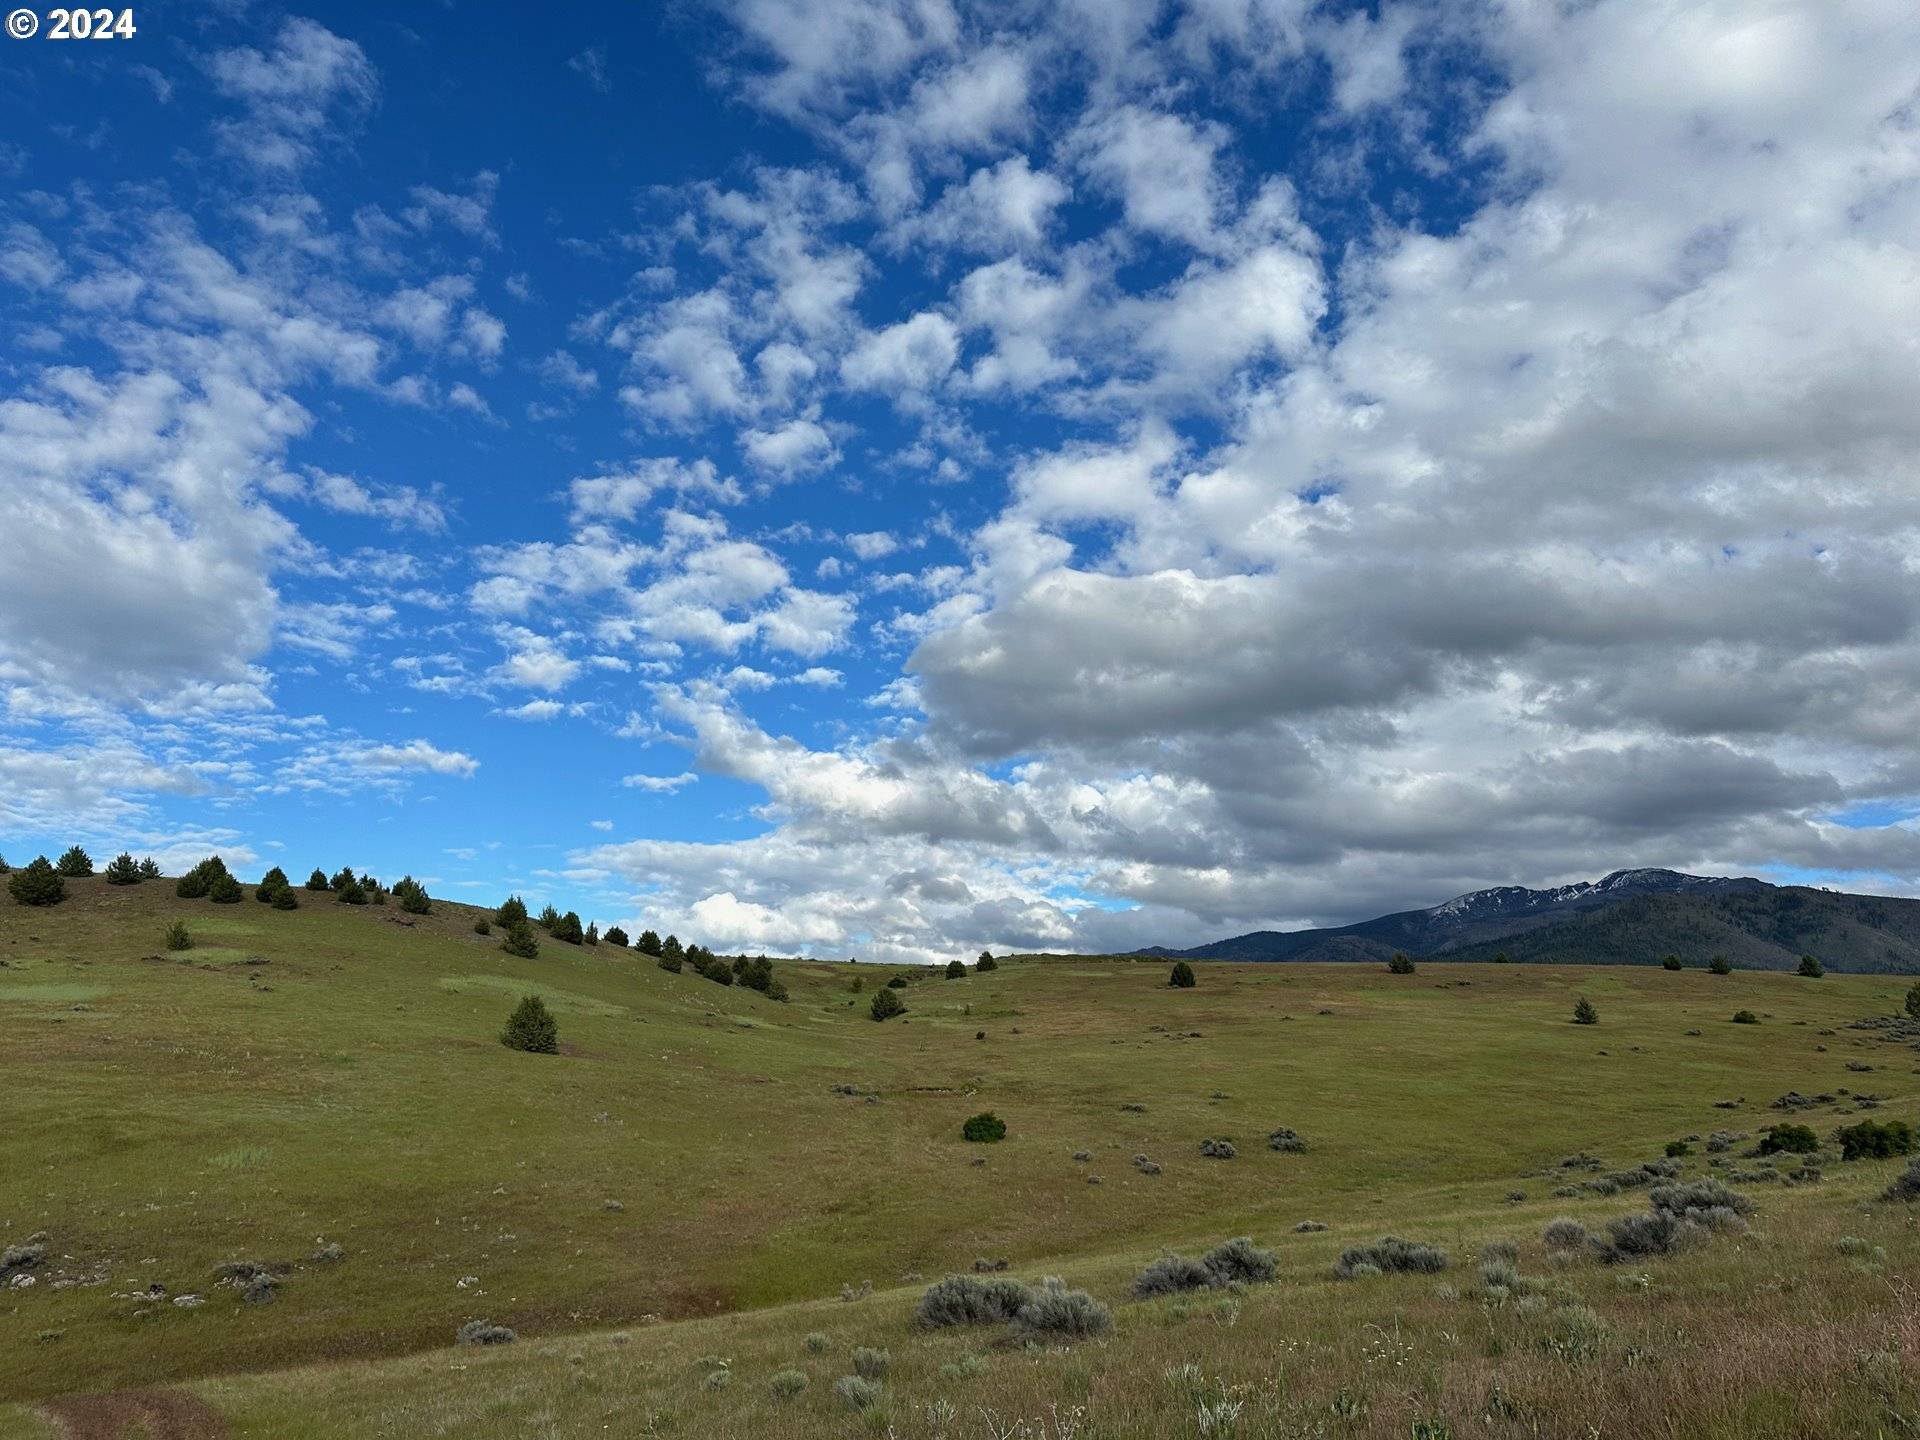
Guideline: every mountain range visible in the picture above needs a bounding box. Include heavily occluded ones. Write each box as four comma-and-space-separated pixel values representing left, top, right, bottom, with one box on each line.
1141, 868, 1920, 973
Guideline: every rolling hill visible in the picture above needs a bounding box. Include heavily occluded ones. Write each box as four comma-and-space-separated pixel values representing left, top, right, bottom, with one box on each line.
1146, 868, 1920, 972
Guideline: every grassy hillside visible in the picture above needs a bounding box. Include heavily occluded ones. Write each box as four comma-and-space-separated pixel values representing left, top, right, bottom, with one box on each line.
3, 876, 1919, 1437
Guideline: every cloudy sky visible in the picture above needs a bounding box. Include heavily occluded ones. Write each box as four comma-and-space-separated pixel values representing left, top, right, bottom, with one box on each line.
3, 0, 1919, 961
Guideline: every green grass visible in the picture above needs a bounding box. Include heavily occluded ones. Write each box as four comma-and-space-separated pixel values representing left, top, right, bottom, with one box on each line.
2, 876, 1917, 1438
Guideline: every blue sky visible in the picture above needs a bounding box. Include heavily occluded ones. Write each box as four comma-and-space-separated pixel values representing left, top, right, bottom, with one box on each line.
5, 0, 1920, 961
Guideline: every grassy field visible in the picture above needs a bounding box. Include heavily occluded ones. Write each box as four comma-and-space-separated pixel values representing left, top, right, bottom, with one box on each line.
2, 876, 1917, 1438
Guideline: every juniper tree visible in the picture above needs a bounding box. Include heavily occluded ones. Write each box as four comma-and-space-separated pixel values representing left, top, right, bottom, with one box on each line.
104, 852, 143, 885
500, 919, 540, 959
336, 877, 368, 905
55, 846, 94, 878
659, 935, 685, 972
583, 922, 600, 946
1796, 954, 1824, 978
870, 987, 906, 1021
255, 866, 291, 904
946, 959, 967, 979
975, 951, 997, 971
552, 911, 584, 944
8, 856, 65, 907
1661, 954, 1683, 971
165, 920, 192, 951
330, 867, 357, 893
176, 856, 229, 899
500, 995, 559, 1054
636, 929, 663, 957
305, 868, 330, 891
1572, 997, 1599, 1025
537, 904, 561, 931
1709, 955, 1732, 974
496, 895, 528, 927
138, 857, 161, 880
209, 871, 245, 904
604, 926, 629, 948
1388, 952, 1416, 974
1169, 960, 1196, 988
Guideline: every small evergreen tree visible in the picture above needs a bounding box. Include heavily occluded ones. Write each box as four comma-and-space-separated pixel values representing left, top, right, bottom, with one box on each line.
104, 852, 143, 886
1796, 954, 1824, 978
604, 926, 629, 948
1906, 982, 1920, 1020
496, 895, 529, 927
176, 855, 229, 899
962, 1112, 1007, 1143
255, 866, 291, 904
870, 987, 906, 1021
474, 917, 492, 935
584, 922, 600, 946
500, 919, 540, 958
1169, 960, 1196, 988
1492, 951, 1510, 963
8, 856, 66, 907
137, 857, 161, 880
272, 886, 299, 911
636, 929, 663, 957
552, 910, 584, 944
209, 871, 245, 904
500, 995, 559, 1054
306, 868, 330, 891
1661, 954, 1683, 971
976, 951, 997, 971
336, 877, 368, 905
165, 920, 192, 951
1709, 955, 1732, 974
660, 934, 684, 966
1387, 952, 1416, 974
392, 876, 432, 915
537, 904, 561, 931
946, 959, 967, 979
55, 846, 94, 878
1572, 997, 1599, 1025
330, 866, 356, 892
0, 854, 9, 873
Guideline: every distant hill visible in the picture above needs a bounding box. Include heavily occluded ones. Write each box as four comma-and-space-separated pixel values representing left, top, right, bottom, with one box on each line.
1145, 868, 1920, 973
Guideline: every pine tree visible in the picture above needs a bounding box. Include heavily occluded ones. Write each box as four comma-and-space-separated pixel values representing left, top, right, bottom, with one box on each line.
1169, 960, 1197, 988
946, 959, 967, 978
1905, 982, 1920, 1020
176, 856, 229, 900
306, 868, 330, 891
209, 871, 244, 904
1387, 953, 1416, 974
8, 856, 66, 907
496, 895, 529, 927
165, 920, 192, 951
392, 876, 432, 915
1661, 954, 1683, 971
975, 951, 997, 972
1572, 997, 1599, 1025
336, 877, 368, 905
272, 886, 299, 911
1796, 954, 1824, 979
636, 929, 663, 957
138, 857, 161, 880
553, 911, 584, 944
870, 987, 906, 1021
55, 846, 94, 878
256, 866, 291, 904
500, 995, 559, 1054
104, 852, 143, 885
604, 926, 630, 948
330, 867, 357, 893
500, 919, 540, 958
537, 904, 560, 931
1709, 955, 1733, 974
659, 935, 685, 972
583, 922, 600, 946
